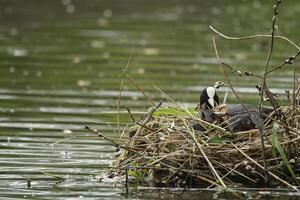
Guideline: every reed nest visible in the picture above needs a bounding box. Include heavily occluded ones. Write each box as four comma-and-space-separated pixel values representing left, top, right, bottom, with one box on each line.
107, 103, 300, 189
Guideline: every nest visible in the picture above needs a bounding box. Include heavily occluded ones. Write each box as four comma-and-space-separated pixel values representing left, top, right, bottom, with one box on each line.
108, 103, 300, 189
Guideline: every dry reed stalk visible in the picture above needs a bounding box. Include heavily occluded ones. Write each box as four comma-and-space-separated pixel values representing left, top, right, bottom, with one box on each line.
184, 121, 226, 188
125, 74, 156, 107
117, 47, 133, 134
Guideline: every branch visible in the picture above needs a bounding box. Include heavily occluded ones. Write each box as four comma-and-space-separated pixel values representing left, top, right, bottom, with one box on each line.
209, 25, 300, 50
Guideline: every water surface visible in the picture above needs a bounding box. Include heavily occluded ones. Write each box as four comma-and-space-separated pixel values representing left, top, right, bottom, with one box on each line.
0, 0, 299, 199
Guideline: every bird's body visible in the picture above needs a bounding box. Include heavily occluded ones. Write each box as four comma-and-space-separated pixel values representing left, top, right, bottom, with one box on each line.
202, 103, 273, 132
195, 83, 274, 132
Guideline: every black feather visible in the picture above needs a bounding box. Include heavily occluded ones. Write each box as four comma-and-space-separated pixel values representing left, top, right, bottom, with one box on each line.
200, 88, 219, 109
200, 89, 211, 109
214, 93, 219, 106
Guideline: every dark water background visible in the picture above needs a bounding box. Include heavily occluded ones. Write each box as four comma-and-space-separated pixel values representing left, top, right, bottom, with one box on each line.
0, 0, 299, 199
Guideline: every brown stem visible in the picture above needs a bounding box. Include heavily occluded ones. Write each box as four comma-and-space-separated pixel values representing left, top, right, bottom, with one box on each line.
258, 0, 283, 185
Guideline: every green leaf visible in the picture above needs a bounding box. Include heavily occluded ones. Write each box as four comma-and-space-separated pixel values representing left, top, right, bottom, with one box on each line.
270, 123, 297, 181
128, 162, 149, 183
207, 135, 223, 144
271, 134, 277, 161
153, 107, 198, 117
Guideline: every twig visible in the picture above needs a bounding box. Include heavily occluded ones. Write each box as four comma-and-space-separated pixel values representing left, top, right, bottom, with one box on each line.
221, 62, 262, 79
212, 37, 243, 107
258, 1, 283, 185
266, 51, 300, 75
85, 126, 142, 152
49, 136, 73, 150
293, 62, 297, 111
153, 85, 179, 106
138, 100, 163, 128
126, 107, 157, 131
259, 0, 282, 109
41, 171, 65, 182
209, 25, 300, 50
126, 107, 136, 123
125, 167, 128, 189
126, 74, 156, 107
117, 47, 134, 134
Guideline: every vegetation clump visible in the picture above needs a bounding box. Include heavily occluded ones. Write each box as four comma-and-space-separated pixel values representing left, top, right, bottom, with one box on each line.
105, 101, 299, 190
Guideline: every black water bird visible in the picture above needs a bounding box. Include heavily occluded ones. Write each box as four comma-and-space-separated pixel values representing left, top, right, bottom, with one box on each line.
196, 82, 274, 132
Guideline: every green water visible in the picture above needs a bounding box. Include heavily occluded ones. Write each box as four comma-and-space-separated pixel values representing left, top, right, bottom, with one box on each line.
0, 0, 299, 199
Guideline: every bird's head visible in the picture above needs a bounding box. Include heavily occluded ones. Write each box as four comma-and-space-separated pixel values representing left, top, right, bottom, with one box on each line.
214, 81, 226, 89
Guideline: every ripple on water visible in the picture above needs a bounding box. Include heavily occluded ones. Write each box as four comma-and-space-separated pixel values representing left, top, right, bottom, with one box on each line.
0, 0, 299, 199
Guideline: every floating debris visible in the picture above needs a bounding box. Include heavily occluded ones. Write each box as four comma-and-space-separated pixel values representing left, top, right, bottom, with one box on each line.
103, 9, 112, 18
77, 79, 90, 87
7, 47, 28, 57
90, 40, 105, 48
62, 129, 73, 134
9, 66, 15, 73
143, 48, 159, 56
72, 56, 81, 64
